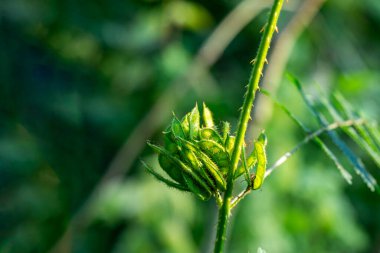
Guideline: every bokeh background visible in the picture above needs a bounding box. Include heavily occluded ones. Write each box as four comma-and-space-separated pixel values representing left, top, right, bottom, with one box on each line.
1, 0, 380, 252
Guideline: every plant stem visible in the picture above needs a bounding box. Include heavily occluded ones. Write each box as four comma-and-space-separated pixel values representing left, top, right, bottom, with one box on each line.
265, 118, 365, 178
213, 1, 284, 252
229, 118, 366, 209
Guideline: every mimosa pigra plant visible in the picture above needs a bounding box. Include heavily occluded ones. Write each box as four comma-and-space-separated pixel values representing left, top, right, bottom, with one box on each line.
145, 1, 281, 251
143, 0, 380, 252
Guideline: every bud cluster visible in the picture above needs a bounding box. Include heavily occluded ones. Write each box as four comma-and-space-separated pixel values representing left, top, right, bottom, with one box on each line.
146, 103, 268, 201
148, 103, 236, 200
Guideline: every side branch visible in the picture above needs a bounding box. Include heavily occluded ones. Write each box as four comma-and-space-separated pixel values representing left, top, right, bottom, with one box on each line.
230, 119, 365, 209
265, 118, 365, 178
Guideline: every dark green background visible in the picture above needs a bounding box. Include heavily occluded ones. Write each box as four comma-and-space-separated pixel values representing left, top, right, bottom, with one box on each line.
1, 0, 380, 252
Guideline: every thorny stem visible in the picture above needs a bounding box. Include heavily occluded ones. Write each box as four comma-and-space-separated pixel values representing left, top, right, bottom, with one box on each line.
230, 118, 366, 208
213, 1, 284, 252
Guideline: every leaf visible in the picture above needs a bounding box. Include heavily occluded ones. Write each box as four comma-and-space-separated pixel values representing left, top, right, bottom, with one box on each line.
163, 132, 179, 153
181, 113, 190, 138
199, 128, 223, 144
289, 76, 377, 191
147, 142, 213, 196
183, 173, 212, 201
261, 89, 309, 132
198, 153, 227, 191
198, 139, 230, 175
225, 135, 235, 157
262, 88, 353, 185
202, 102, 215, 128
141, 160, 190, 191
367, 122, 380, 151
158, 153, 186, 184
180, 146, 202, 171
321, 95, 380, 168
221, 121, 231, 143
252, 132, 267, 190
171, 115, 186, 139
179, 138, 227, 191
180, 143, 218, 191
189, 103, 200, 139
333, 92, 380, 153
314, 138, 353, 184
198, 139, 226, 155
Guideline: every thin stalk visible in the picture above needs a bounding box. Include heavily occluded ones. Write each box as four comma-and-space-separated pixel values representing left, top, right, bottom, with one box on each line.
213, 1, 284, 253
230, 118, 366, 209
265, 118, 365, 177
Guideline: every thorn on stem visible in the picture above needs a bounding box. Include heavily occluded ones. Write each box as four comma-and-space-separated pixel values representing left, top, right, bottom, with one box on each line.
275, 26, 279, 33
265, 58, 268, 64
250, 58, 256, 64
260, 24, 267, 33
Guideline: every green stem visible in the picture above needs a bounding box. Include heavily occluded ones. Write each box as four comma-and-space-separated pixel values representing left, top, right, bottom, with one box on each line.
213, 1, 284, 252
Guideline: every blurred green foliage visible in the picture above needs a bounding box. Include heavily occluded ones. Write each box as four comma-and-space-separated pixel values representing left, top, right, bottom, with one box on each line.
0, 0, 380, 252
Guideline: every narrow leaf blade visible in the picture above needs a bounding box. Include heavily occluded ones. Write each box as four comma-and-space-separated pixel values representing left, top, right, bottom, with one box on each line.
141, 160, 190, 191
289, 77, 377, 191
313, 138, 353, 184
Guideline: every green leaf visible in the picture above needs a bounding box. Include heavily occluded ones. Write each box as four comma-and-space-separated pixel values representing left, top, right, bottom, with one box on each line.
314, 138, 353, 184
367, 122, 380, 151
321, 95, 380, 168
333, 92, 380, 153
290, 77, 377, 191
163, 132, 179, 154
179, 138, 227, 191
252, 132, 267, 190
182, 174, 212, 201
147, 142, 213, 197
180, 144, 218, 191
225, 135, 235, 157
141, 160, 190, 191
261, 89, 309, 131
262, 88, 354, 184
202, 102, 215, 128
180, 146, 202, 170
198, 139, 230, 175
198, 153, 227, 191
189, 103, 200, 139
221, 121, 231, 143
158, 153, 186, 184
171, 115, 186, 139
199, 128, 223, 144
181, 113, 191, 138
